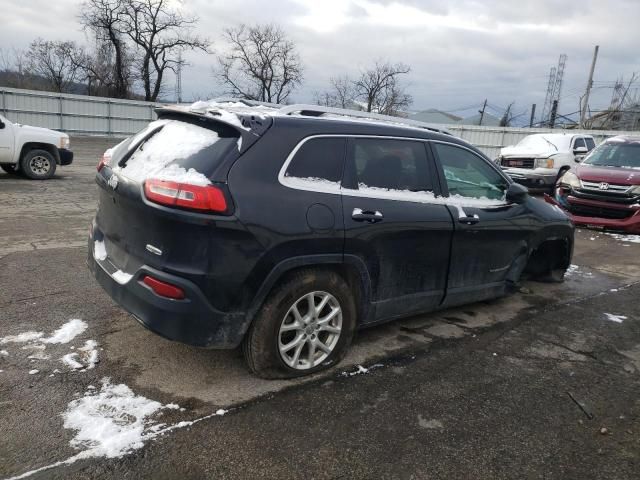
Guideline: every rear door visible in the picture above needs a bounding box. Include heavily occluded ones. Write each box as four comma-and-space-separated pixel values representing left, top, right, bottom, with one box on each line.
430, 141, 531, 306
341, 137, 453, 322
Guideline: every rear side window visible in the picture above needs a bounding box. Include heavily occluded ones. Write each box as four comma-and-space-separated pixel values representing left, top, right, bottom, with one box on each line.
284, 137, 346, 184
118, 119, 240, 185
574, 137, 586, 149
585, 137, 596, 150
348, 138, 433, 192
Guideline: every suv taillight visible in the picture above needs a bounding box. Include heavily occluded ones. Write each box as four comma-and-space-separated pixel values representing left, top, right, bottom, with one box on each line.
144, 178, 228, 213
97, 152, 111, 172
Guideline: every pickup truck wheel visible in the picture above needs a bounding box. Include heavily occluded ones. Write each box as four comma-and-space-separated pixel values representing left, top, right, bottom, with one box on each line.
243, 269, 357, 379
20, 149, 56, 180
1, 163, 20, 175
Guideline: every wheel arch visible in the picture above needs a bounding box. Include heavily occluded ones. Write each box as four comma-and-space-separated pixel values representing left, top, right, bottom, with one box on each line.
524, 235, 572, 279
245, 254, 373, 327
20, 143, 61, 164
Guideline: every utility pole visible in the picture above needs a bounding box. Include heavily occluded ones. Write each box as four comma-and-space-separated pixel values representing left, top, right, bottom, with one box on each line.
529, 104, 536, 127
478, 99, 487, 126
549, 100, 558, 128
580, 45, 599, 128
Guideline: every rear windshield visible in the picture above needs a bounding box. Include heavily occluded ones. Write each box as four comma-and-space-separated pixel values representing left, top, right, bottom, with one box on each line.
583, 142, 640, 169
116, 119, 240, 185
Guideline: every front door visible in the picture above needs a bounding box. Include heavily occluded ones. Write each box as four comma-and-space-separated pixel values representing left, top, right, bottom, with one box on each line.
430, 141, 531, 306
341, 137, 454, 322
0, 115, 13, 163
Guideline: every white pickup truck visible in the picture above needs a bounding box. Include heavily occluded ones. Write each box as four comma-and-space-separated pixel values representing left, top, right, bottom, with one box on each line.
0, 113, 73, 179
497, 133, 596, 191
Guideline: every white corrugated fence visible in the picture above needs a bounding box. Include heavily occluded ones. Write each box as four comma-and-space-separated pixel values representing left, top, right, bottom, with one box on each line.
1, 87, 637, 155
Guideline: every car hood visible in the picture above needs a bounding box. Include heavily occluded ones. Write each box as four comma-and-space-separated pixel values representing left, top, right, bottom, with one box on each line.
500, 146, 555, 158
575, 164, 640, 185
16, 123, 67, 139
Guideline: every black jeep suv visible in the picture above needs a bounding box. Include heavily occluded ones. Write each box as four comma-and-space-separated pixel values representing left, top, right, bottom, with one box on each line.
88, 101, 573, 378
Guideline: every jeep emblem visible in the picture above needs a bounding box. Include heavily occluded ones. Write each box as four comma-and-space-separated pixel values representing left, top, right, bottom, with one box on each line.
598, 182, 609, 190
108, 174, 119, 190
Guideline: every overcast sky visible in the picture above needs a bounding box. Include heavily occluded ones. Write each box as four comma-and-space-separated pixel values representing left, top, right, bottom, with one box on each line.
1, 0, 639, 121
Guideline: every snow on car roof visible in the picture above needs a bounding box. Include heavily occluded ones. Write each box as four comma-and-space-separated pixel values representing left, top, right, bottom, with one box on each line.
163, 99, 451, 136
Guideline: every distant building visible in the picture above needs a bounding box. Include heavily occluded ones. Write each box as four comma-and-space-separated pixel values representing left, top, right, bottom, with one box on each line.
409, 108, 462, 124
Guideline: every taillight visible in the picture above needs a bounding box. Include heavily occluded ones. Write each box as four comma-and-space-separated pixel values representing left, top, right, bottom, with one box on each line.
97, 152, 111, 172
141, 275, 185, 300
143, 178, 228, 213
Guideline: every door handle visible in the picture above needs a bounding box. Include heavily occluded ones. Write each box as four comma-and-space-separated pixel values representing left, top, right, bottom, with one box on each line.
352, 208, 383, 223
459, 214, 480, 225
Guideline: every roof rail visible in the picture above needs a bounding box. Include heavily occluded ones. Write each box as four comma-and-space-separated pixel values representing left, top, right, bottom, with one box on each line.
278, 104, 452, 135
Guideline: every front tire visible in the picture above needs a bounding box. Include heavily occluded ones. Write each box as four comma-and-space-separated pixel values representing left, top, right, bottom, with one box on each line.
243, 269, 357, 379
20, 149, 56, 180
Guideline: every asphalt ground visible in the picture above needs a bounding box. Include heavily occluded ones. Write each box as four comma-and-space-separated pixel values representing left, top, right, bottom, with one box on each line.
0, 148, 638, 479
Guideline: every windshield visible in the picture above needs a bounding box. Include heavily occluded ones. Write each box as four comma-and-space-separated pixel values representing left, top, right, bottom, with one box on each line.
583, 142, 640, 169
515, 135, 558, 151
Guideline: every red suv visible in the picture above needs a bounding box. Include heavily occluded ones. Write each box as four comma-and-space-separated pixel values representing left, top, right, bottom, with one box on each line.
547, 135, 640, 233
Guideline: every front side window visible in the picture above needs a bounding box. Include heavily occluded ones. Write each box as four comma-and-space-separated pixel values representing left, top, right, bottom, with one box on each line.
349, 138, 433, 192
433, 143, 507, 201
284, 137, 345, 186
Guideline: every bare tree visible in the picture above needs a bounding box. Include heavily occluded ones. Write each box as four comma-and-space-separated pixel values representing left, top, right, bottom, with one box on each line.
120, 0, 210, 101
80, 0, 133, 98
217, 24, 303, 103
354, 61, 412, 115
24, 39, 86, 92
314, 75, 356, 109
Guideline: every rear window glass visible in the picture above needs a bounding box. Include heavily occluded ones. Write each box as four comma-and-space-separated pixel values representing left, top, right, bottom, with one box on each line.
585, 137, 596, 150
350, 138, 433, 192
117, 119, 239, 185
574, 138, 586, 149
285, 137, 345, 183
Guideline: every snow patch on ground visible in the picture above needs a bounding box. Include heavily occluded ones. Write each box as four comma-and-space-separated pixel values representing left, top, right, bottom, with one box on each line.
341, 363, 384, 377
604, 313, 628, 323
565, 264, 593, 278
0, 331, 44, 344
43, 319, 87, 344
63, 379, 165, 459
0, 349, 9, 356
28, 369, 39, 375
62, 353, 84, 370
605, 233, 640, 244
78, 340, 99, 370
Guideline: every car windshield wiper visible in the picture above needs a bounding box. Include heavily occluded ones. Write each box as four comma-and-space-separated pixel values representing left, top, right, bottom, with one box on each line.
541, 137, 558, 151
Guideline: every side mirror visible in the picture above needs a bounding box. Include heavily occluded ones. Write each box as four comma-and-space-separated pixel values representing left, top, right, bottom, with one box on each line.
506, 182, 529, 204
574, 146, 588, 154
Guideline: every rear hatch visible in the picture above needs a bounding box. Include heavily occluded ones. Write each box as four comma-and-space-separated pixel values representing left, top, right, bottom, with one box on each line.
93, 110, 270, 301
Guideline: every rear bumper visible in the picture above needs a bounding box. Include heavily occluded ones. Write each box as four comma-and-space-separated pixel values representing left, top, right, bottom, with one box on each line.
58, 148, 73, 165
88, 237, 249, 349
544, 192, 640, 234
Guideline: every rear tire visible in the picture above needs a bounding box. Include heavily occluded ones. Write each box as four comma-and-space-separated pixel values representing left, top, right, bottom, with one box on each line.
0, 163, 20, 175
243, 269, 357, 379
20, 149, 56, 180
